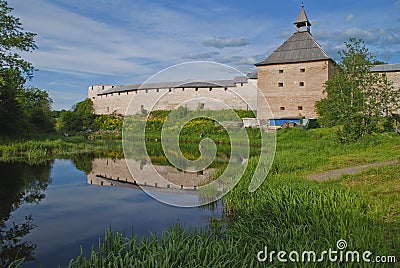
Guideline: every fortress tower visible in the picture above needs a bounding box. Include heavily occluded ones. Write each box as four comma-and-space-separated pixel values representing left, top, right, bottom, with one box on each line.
256, 6, 335, 124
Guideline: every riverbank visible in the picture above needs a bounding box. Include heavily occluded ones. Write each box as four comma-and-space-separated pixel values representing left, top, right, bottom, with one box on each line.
0, 133, 122, 164
0, 109, 258, 164
66, 128, 400, 267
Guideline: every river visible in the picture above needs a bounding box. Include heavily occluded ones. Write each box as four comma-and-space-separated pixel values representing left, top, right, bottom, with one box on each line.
0, 157, 223, 267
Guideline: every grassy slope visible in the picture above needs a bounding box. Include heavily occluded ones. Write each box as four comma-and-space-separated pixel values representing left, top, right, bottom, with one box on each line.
68, 128, 400, 268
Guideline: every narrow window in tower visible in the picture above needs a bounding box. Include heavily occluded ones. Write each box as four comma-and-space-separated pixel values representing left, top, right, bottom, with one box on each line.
299, 82, 305, 86
298, 106, 303, 111
278, 83, 284, 87
156, 88, 159, 92
279, 70, 283, 74
280, 107, 285, 110
209, 87, 212, 91
300, 68, 305, 73
195, 87, 199, 92
169, 88, 172, 92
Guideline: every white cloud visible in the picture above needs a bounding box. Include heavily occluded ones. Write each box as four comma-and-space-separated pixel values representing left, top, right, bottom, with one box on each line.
346, 14, 355, 22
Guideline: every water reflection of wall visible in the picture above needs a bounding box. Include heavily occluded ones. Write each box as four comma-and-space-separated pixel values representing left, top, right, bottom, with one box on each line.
87, 158, 215, 191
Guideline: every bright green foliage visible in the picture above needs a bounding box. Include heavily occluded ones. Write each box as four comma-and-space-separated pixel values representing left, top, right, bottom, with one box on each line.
233, 109, 256, 118
142, 109, 260, 142
148, 109, 256, 121
316, 38, 400, 142
57, 99, 96, 133
57, 99, 123, 133
94, 114, 123, 131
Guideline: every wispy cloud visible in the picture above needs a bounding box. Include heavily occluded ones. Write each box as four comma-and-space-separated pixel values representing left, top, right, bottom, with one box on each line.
12, 0, 156, 76
182, 52, 220, 60
315, 27, 385, 44
202, 37, 250, 49
217, 55, 263, 65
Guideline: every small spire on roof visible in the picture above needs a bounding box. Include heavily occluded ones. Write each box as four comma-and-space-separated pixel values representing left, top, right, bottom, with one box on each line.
294, 4, 311, 32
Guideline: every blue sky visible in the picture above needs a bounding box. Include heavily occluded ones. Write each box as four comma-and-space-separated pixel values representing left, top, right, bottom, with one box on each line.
8, 0, 400, 110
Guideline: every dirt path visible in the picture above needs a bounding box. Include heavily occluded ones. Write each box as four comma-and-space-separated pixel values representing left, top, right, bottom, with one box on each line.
307, 160, 400, 181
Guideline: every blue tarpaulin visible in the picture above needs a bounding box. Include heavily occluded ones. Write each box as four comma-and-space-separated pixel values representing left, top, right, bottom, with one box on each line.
270, 118, 301, 127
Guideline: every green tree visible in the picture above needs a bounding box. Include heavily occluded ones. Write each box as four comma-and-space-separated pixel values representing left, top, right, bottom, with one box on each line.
0, 1, 54, 135
57, 99, 96, 133
15, 88, 55, 132
0, 0, 36, 78
0, 0, 36, 134
316, 38, 400, 142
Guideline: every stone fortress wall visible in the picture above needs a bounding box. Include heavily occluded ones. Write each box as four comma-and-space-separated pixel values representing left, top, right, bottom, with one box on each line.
370, 65, 400, 114
88, 76, 259, 116
89, 63, 399, 121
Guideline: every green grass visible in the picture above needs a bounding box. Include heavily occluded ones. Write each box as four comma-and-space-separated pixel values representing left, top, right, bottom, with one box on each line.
68, 128, 400, 267
0, 134, 122, 164
125, 110, 261, 144
330, 164, 400, 221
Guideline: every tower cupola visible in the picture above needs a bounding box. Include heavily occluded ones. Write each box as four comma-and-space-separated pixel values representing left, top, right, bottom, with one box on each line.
294, 5, 311, 32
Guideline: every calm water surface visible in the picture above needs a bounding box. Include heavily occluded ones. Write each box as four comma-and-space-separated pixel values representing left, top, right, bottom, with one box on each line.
0, 158, 222, 267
